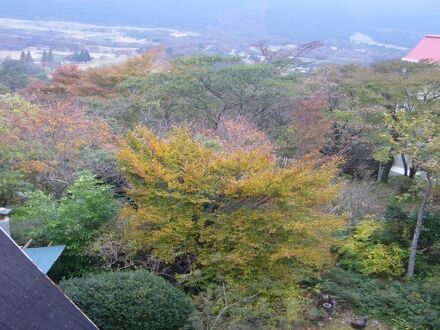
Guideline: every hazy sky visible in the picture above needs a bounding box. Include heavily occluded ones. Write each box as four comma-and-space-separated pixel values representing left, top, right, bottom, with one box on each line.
3, 0, 440, 20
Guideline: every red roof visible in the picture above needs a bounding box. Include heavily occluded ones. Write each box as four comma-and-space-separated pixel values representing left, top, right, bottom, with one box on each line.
403, 35, 440, 63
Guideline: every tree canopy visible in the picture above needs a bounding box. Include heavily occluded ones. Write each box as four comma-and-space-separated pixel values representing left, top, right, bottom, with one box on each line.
2, 50, 439, 328
118, 127, 343, 301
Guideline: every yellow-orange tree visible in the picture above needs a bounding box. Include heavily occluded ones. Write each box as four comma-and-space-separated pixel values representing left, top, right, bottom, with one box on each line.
0, 95, 112, 196
119, 127, 343, 298
27, 50, 163, 98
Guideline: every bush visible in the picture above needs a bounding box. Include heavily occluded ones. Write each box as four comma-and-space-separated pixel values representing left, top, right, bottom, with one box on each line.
15, 171, 116, 251
189, 283, 306, 330
0, 169, 30, 206
384, 203, 440, 254
13, 171, 117, 277
60, 270, 194, 330
339, 221, 406, 277
321, 268, 440, 330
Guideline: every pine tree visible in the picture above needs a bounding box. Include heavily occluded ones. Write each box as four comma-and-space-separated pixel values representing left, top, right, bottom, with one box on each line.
72, 50, 92, 63
80, 50, 92, 63
26, 50, 33, 63
71, 51, 81, 63
41, 50, 48, 63
47, 49, 54, 63
20, 51, 26, 62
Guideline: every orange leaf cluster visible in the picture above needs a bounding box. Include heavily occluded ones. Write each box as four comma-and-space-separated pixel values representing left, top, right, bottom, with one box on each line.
26, 49, 163, 98
1, 95, 113, 194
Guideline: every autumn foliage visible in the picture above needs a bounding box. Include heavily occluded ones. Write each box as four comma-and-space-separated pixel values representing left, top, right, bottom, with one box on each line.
201, 115, 274, 153
118, 126, 343, 298
26, 50, 163, 98
0, 95, 112, 194
291, 94, 332, 156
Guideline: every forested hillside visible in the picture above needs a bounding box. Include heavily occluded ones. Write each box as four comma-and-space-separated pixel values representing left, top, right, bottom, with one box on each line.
1, 49, 439, 329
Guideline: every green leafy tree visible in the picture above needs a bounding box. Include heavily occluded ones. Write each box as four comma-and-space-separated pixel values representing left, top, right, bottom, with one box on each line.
378, 102, 440, 277
0, 60, 31, 91
0, 169, 30, 206
115, 55, 297, 131
15, 171, 117, 275
53, 171, 117, 251
0, 55, 47, 92
321, 61, 440, 182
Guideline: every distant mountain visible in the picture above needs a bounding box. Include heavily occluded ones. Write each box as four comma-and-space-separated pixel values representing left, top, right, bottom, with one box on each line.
1, 0, 439, 47
264, 0, 440, 47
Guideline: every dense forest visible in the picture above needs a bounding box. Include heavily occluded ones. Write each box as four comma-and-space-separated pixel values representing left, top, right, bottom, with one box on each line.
1, 48, 439, 329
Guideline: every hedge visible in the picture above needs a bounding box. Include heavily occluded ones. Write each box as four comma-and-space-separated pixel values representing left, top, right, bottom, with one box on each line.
60, 270, 194, 330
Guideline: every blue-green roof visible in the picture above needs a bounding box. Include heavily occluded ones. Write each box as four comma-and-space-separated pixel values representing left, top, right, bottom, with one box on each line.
24, 245, 65, 274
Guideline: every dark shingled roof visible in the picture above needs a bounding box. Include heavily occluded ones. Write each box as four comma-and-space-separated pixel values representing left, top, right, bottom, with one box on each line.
0, 228, 98, 330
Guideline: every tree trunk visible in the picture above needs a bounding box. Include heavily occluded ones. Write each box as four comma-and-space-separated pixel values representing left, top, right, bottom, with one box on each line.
377, 159, 394, 183
407, 177, 433, 278
409, 166, 417, 178
401, 154, 408, 176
